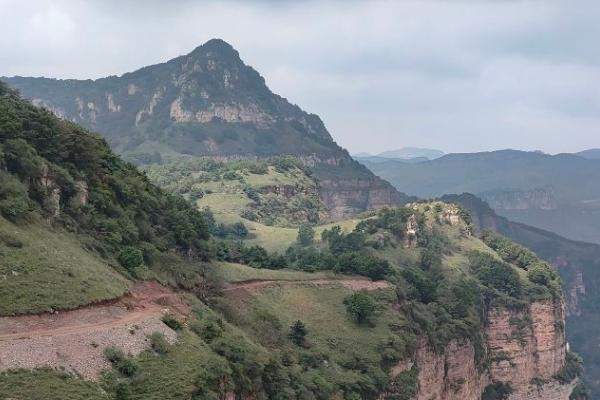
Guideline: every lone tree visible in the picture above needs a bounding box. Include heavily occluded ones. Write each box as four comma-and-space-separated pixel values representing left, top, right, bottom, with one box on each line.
288, 320, 308, 346
344, 292, 376, 324
297, 224, 315, 246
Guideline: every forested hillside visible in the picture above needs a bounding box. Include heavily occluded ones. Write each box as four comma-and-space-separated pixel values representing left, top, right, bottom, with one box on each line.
0, 81, 210, 314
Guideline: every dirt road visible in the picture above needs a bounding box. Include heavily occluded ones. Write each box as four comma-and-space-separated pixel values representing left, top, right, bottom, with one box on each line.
0, 281, 188, 379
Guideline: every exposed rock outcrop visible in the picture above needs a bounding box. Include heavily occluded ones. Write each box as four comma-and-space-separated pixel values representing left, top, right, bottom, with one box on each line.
36, 164, 61, 217
481, 187, 558, 211
317, 177, 406, 219
70, 180, 89, 209
389, 299, 576, 400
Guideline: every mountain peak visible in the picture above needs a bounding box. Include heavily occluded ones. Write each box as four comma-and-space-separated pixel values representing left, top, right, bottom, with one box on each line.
190, 38, 240, 59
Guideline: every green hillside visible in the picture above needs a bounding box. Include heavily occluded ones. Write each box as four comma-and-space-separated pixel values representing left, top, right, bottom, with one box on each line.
0, 82, 580, 400
0, 81, 210, 314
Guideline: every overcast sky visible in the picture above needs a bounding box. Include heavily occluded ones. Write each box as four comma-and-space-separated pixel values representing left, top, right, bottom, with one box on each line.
1, 0, 598, 154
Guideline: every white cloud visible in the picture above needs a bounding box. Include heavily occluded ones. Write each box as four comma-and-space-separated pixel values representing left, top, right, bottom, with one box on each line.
0, 0, 598, 154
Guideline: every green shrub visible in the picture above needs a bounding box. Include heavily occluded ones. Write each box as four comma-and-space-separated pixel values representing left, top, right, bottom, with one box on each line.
117, 246, 144, 272
527, 263, 555, 287
554, 352, 584, 384
104, 346, 139, 377
570, 382, 590, 400
386, 368, 418, 400
344, 292, 376, 324
296, 224, 315, 246
190, 318, 223, 343
482, 382, 513, 400
104, 346, 125, 364
149, 332, 170, 355
161, 314, 183, 331
0, 171, 31, 221
468, 251, 522, 298
117, 358, 139, 377
482, 231, 538, 270
0, 231, 23, 248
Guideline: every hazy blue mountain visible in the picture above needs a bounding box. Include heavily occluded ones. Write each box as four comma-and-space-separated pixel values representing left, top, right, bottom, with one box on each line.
377, 147, 444, 160
577, 149, 600, 159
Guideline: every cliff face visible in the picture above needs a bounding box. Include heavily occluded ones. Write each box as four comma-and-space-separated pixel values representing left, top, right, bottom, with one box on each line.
317, 177, 406, 218
401, 299, 575, 400
480, 187, 558, 211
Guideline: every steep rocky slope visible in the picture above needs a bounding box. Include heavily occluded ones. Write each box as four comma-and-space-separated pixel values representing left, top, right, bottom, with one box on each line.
3, 39, 406, 217
442, 193, 600, 397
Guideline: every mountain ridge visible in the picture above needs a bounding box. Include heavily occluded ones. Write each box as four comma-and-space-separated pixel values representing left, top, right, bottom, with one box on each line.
3, 39, 407, 218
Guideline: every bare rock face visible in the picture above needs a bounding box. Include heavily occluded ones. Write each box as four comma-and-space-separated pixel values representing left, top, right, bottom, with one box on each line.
70, 180, 89, 208
259, 184, 316, 199
442, 206, 462, 225
414, 340, 487, 400
404, 214, 418, 247
566, 271, 586, 316
36, 163, 62, 217
391, 299, 575, 400
481, 187, 558, 211
486, 301, 567, 397
317, 178, 406, 219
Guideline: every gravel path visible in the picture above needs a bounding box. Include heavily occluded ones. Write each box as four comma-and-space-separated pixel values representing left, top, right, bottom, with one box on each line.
0, 282, 187, 379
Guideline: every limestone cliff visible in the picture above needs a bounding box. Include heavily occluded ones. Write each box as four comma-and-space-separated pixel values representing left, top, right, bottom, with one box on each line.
317, 176, 407, 218
393, 299, 576, 400
480, 187, 558, 211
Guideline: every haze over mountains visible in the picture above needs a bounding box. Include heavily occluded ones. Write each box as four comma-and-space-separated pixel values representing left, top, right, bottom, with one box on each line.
354, 147, 445, 163
363, 149, 600, 245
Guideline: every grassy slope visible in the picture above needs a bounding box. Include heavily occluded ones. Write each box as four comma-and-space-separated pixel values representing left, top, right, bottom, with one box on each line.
124, 332, 228, 400
199, 192, 362, 253
231, 285, 400, 365
0, 369, 109, 400
213, 261, 335, 283
0, 217, 128, 315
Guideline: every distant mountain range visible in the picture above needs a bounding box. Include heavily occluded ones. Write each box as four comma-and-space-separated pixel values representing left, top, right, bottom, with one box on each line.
2, 39, 407, 217
576, 148, 600, 159
353, 147, 444, 163
363, 149, 600, 244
